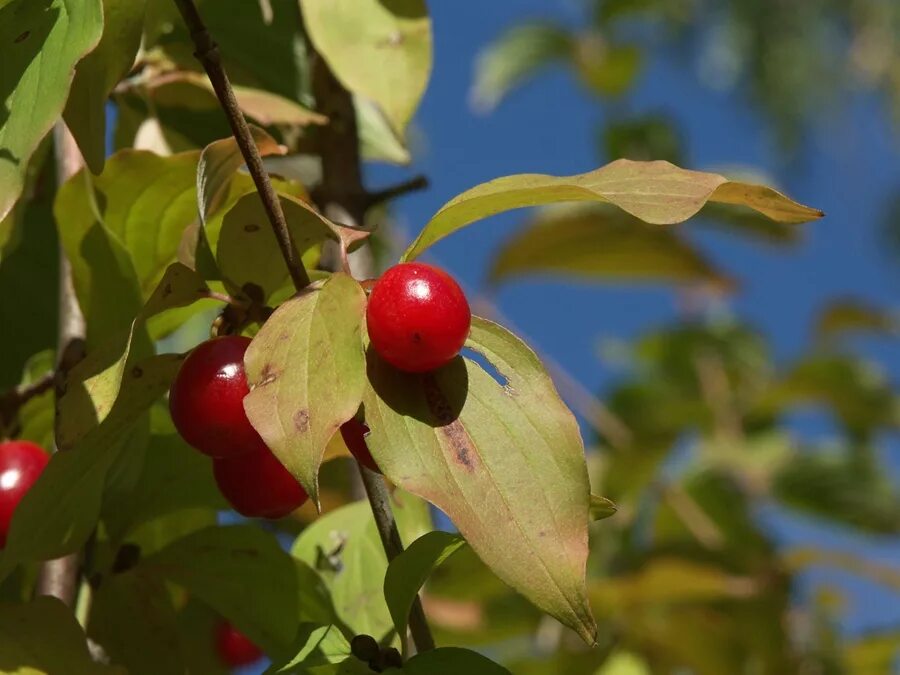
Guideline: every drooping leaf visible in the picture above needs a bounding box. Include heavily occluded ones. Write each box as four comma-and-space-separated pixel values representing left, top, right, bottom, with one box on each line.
291, 492, 432, 640
143, 525, 336, 660
57, 263, 209, 449
383, 531, 466, 649
63, 0, 147, 173
88, 568, 185, 675
215, 192, 335, 301
196, 125, 285, 225
244, 274, 367, 505
402, 159, 823, 261
55, 150, 202, 341
0, 596, 124, 674
144, 71, 327, 128
488, 206, 732, 289
401, 647, 512, 674
301, 0, 432, 134
814, 299, 899, 341
362, 316, 596, 643
0, 0, 103, 220
356, 95, 411, 165
470, 22, 573, 112
0, 353, 176, 577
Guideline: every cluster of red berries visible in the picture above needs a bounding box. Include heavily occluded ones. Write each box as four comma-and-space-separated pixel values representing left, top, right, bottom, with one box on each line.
168, 262, 471, 519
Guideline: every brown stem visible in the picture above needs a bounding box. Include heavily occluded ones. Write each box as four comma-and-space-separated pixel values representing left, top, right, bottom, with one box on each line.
0, 372, 54, 436
171, 0, 310, 291
35, 122, 86, 607
311, 55, 435, 655
365, 175, 430, 208
358, 466, 435, 653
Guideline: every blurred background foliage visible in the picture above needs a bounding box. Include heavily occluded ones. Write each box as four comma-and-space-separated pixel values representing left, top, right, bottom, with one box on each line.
1, 0, 897, 673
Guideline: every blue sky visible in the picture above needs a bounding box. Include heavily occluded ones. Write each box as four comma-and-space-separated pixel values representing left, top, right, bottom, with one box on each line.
363, 1, 900, 641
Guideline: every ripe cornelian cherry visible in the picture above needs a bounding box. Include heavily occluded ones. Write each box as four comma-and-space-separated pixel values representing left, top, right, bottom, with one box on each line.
0, 440, 49, 548
169, 336, 263, 458
340, 418, 380, 473
214, 619, 263, 667
366, 262, 471, 373
213, 443, 308, 519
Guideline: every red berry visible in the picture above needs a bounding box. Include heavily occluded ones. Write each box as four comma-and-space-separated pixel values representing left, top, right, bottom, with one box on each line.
214, 620, 263, 667
213, 443, 308, 519
169, 336, 262, 458
366, 262, 471, 373
340, 418, 380, 473
0, 440, 49, 548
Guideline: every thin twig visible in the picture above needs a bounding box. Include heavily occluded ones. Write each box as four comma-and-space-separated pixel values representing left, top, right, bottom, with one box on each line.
365, 175, 430, 208
0, 372, 54, 435
311, 54, 435, 655
661, 483, 724, 550
34, 122, 86, 607
171, 0, 310, 291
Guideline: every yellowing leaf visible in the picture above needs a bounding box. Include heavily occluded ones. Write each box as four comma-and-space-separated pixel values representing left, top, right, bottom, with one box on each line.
244, 274, 367, 506
402, 159, 823, 261
301, 0, 431, 134
0, 0, 103, 220
489, 206, 733, 290
362, 317, 596, 643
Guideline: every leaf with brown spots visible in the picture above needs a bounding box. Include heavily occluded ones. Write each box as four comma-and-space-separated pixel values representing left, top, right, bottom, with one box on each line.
361, 316, 597, 644
244, 274, 367, 507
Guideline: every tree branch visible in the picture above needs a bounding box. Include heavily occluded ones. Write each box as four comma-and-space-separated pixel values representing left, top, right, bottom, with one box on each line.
311, 55, 435, 655
171, 0, 310, 291
34, 122, 86, 607
0, 372, 54, 436
365, 175, 430, 208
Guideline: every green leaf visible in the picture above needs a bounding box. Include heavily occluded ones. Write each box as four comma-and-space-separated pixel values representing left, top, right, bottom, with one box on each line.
488, 206, 732, 290
102, 429, 227, 543
573, 40, 642, 97
63, 0, 147, 173
590, 494, 617, 521
55, 150, 202, 342
264, 624, 363, 674
470, 22, 573, 112
814, 299, 899, 341
844, 631, 900, 674
384, 531, 466, 650
0, 596, 124, 674
197, 126, 285, 225
401, 159, 823, 261
88, 568, 185, 675
57, 263, 208, 449
773, 450, 900, 533
215, 193, 335, 301
144, 524, 336, 660
0, 0, 103, 220
0, 187, 58, 389
244, 274, 367, 505
0, 354, 176, 577
301, 0, 431, 134
291, 493, 432, 640
362, 317, 597, 644
400, 647, 512, 674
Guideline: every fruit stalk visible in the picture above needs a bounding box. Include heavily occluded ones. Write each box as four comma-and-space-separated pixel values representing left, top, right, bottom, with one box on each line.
311, 57, 436, 654
171, 0, 310, 291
